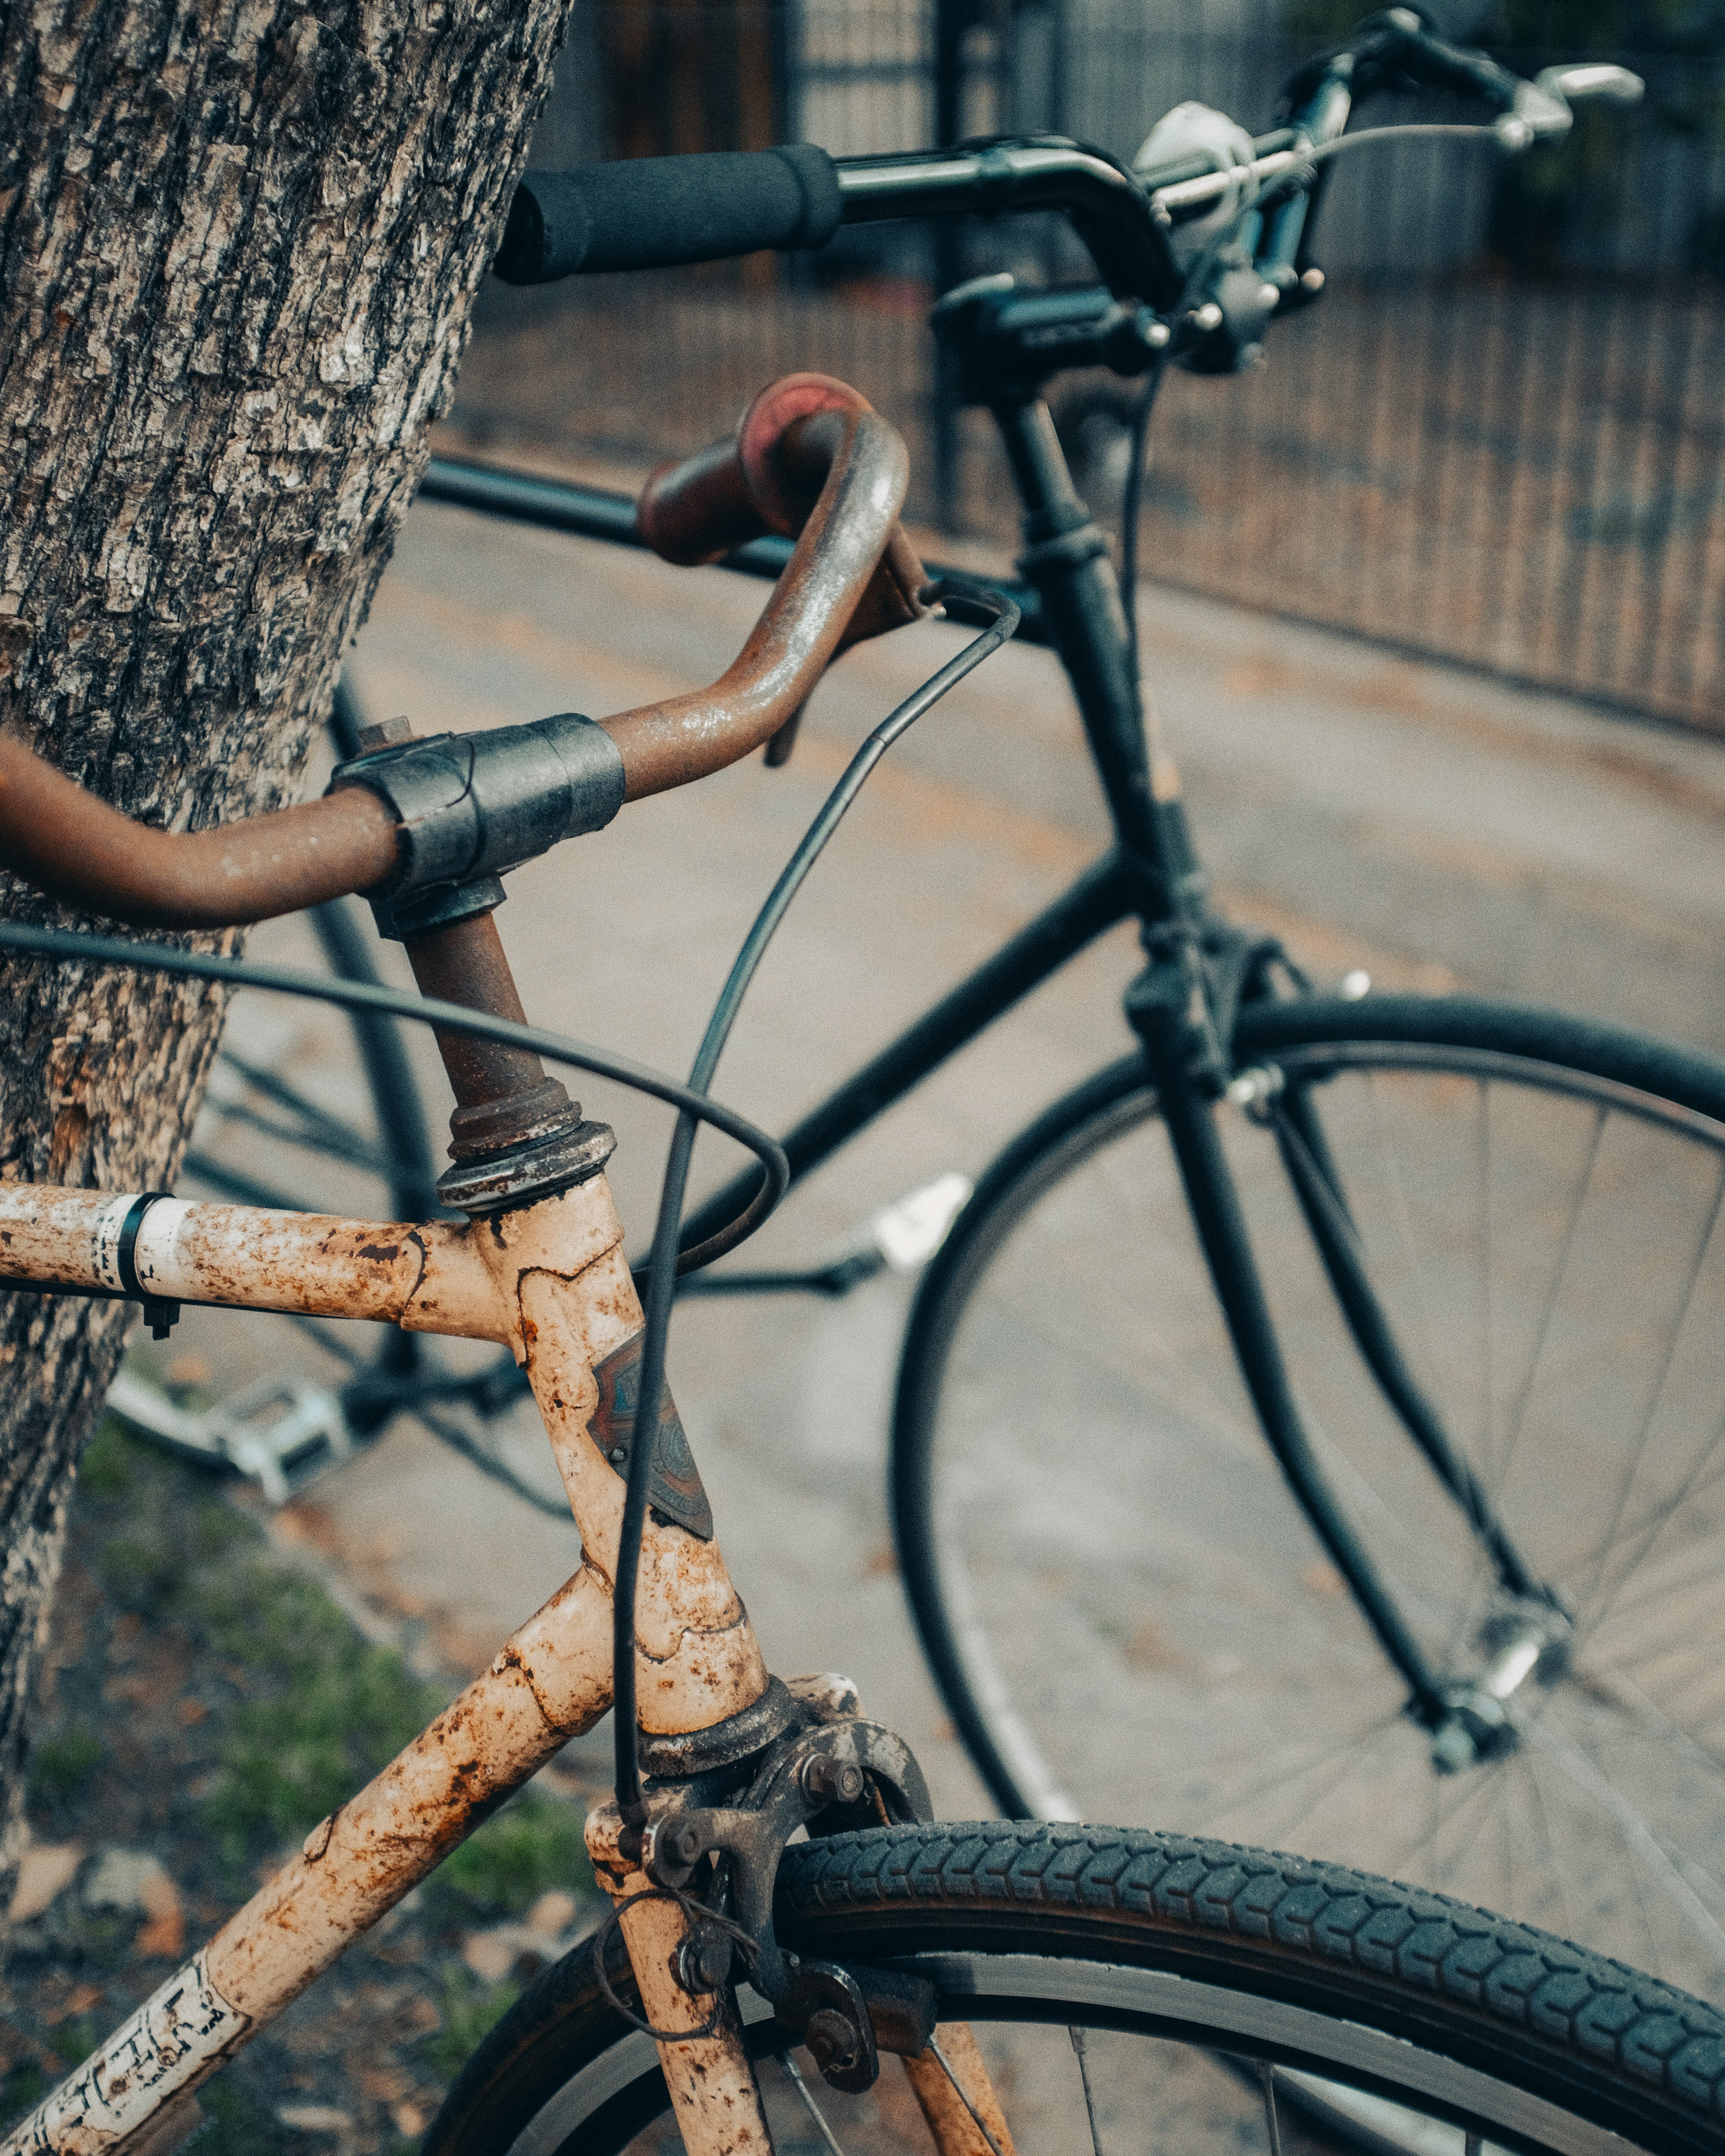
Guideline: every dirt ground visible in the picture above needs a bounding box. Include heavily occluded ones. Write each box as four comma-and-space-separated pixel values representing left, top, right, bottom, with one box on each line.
0, 1419, 605, 2155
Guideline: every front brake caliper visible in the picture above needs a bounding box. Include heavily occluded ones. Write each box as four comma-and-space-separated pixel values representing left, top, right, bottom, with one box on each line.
640, 1704, 935, 2090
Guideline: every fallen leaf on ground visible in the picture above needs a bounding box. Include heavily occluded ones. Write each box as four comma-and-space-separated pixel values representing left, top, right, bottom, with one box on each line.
9, 1842, 83, 1924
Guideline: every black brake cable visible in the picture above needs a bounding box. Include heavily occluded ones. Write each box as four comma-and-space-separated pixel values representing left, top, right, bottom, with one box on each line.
0, 923, 792, 1238
1120, 143, 1264, 711
612, 581, 1019, 1836
1120, 119, 1500, 709
0, 922, 802, 1516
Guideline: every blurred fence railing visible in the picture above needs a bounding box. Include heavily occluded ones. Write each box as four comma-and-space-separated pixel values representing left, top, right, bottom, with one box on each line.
449, 5, 1725, 731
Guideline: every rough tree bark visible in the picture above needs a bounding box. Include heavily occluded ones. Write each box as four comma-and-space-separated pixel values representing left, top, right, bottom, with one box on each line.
0, 0, 574, 1889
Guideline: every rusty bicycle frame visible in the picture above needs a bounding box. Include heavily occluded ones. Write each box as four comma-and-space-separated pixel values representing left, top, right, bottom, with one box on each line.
0, 378, 1013, 2156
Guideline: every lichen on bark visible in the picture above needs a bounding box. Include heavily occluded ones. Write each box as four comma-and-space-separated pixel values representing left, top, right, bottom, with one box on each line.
0, 0, 575, 1889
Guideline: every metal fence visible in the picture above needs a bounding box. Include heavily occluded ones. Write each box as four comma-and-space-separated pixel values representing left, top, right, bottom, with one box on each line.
450, 3, 1725, 731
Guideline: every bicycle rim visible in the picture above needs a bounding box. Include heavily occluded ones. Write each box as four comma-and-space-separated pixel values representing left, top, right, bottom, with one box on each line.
892, 994, 1725, 2004
425, 1820, 1725, 2156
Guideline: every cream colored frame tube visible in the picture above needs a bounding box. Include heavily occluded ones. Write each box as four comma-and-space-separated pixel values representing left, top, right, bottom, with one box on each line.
0, 1175, 779, 2156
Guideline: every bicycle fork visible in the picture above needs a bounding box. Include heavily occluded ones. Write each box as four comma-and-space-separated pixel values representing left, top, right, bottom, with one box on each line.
1125, 979, 1457, 1733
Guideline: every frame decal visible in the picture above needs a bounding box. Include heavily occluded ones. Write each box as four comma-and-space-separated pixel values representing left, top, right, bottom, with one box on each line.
587, 1329, 714, 1541
9, 1952, 246, 2153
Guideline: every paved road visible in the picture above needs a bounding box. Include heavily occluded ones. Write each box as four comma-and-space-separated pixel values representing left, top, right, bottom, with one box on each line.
147, 470, 1725, 1883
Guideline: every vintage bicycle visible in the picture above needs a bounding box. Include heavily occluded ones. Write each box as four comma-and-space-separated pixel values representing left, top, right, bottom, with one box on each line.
7, 15, 1723, 2150
0, 304, 1722, 2156
129, 9, 1725, 2012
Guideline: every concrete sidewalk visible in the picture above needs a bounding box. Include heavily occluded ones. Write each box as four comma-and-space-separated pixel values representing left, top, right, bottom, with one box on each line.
173, 482, 1725, 1823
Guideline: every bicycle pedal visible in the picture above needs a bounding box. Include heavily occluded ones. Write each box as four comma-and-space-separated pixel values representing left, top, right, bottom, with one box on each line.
861, 1171, 973, 1271
107, 1367, 354, 1506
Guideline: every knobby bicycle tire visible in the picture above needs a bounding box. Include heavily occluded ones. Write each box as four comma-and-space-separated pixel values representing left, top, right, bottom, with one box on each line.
424, 1818, 1725, 2156
892, 992, 1725, 2005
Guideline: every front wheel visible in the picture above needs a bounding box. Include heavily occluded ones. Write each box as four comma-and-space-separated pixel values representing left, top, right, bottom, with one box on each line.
892, 993, 1725, 2005
424, 1819, 1725, 2156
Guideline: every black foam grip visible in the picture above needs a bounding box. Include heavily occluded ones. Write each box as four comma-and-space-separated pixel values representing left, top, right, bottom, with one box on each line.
494, 145, 842, 283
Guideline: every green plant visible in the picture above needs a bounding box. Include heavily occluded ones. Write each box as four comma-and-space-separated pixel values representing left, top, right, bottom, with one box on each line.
423, 1791, 595, 1926
197, 2072, 292, 2154
29, 1724, 104, 1802
48, 2015, 100, 2068
0, 2062, 50, 2129
204, 1588, 447, 1854
420, 1969, 519, 2086
94, 1532, 184, 1616
75, 1418, 133, 1501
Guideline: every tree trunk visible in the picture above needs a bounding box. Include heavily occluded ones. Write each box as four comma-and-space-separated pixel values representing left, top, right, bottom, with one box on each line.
0, 0, 573, 1890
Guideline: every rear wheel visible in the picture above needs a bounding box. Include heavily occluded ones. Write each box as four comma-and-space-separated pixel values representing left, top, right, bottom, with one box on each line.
424, 1818, 1725, 2156
892, 993, 1725, 2004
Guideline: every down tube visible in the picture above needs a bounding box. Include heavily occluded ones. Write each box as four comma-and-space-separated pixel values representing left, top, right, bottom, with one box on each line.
0, 1173, 777, 2156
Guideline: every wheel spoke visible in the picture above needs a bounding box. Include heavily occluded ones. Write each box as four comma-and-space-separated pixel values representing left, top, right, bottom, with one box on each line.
1601, 1456, 1725, 1620
440, 1815, 1725, 2156
903, 1029, 1725, 1995
1570, 1157, 1725, 1641
1491, 1102, 1606, 1511
203, 1094, 404, 1179
1521, 1756, 1579, 1946
1521, 1714, 1725, 1976
776, 2049, 850, 2156
1070, 2025, 1106, 2156
1196, 1711, 1404, 1846
1258, 2060, 1284, 2156
928, 2036, 1009, 2156
217, 1047, 386, 1157
1225, 1713, 1401, 1852
1421, 1754, 1514, 1891
180, 1151, 320, 1211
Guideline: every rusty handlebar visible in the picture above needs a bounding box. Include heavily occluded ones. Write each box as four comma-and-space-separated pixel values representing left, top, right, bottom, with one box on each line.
0, 375, 924, 930
618, 373, 926, 793
0, 750, 400, 931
